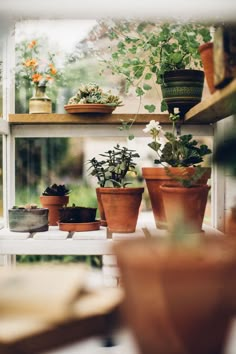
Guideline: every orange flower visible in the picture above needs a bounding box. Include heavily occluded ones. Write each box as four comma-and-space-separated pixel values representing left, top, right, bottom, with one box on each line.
28, 40, 37, 49
49, 63, 57, 75
23, 58, 38, 68
45, 75, 53, 81
32, 73, 43, 83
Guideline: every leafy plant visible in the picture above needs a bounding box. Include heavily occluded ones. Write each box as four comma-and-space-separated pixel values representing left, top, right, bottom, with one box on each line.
143, 114, 212, 187
87, 144, 140, 187
143, 115, 211, 167
42, 184, 70, 196
104, 21, 212, 112
67, 82, 122, 106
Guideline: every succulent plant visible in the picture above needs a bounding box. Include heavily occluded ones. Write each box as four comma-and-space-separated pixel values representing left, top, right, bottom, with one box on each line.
42, 184, 70, 196
68, 83, 122, 106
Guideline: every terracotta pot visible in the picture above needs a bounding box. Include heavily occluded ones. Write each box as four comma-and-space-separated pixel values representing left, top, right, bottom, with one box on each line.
226, 206, 236, 235
96, 188, 107, 227
99, 187, 144, 233
40, 195, 69, 226
160, 184, 210, 234
161, 69, 204, 115
142, 167, 211, 229
114, 238, 236, 354
199, 42, 216, 94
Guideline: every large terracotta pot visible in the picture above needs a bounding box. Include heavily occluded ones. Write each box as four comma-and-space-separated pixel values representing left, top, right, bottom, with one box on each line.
142, 167, 211, 229
40, 195, 69, 226
99, 187, 144, 233
199, 42, 216, 94
161, 69, 204, 115
114, 238, 236, 354
160, 184, 210, 234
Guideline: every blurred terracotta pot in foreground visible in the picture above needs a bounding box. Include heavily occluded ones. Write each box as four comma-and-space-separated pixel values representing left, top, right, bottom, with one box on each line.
115, 238, 236, 354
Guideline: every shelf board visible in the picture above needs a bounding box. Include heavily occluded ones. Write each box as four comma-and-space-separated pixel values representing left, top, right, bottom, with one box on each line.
185, 79, 236, 124
9, 80, 236, 125
9, 113, 170, 124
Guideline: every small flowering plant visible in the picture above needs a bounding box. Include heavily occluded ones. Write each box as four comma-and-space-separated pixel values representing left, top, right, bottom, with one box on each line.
143, 115, 212, 168
16, 39, 63, 88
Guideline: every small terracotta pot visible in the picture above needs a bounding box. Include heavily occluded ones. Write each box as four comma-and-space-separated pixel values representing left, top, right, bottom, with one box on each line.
199, 42, 216, 94
114, 238, 236, 354
99, 187, 144, 233
40, 195, 69, 226
160, 184, 210, 234
142, 167, 211, 229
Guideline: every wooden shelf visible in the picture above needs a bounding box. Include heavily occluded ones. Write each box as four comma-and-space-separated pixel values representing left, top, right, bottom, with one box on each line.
9, 113, 170, 125
185, 79, 236, 124
9, 80, 236, 125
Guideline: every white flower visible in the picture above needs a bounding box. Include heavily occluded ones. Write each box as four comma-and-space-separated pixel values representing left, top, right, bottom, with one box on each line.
143, 120, 162, 133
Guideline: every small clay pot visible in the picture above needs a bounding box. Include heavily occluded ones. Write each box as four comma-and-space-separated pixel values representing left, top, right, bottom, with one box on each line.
9, 208, 49, 232
59, 206, 97, 223
40, 195, 69, 226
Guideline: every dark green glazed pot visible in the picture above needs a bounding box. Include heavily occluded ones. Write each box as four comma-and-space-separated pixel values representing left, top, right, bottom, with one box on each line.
161, 69, 204, 115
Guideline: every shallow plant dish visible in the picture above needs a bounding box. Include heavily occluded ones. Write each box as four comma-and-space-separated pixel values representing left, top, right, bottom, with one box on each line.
64, 103, 118, 114
58, 221, 101, 232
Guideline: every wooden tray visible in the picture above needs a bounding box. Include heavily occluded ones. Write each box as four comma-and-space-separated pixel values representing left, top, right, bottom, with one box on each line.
64, 104, 117, 114
58, 221, 101, 232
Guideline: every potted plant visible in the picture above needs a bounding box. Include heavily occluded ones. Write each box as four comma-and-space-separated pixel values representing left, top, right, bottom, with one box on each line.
142, 114, 212, 229
159, 167, 211, 234
105, 21, 212, 114
64, 82, 122, 113
87, 144, 144, 233
16, 39, 63, 113
40, 184, 70, 226
9, 204, 49, 233
58, 204, 99, 232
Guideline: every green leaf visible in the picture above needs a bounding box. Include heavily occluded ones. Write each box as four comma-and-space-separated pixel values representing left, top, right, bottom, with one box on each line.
144, 104, 156, 113
135, 87, 144, 96
143, 83, 152, 91
144, 73, 152, 80
128, 134, 135, 140
161, 100, 168, 112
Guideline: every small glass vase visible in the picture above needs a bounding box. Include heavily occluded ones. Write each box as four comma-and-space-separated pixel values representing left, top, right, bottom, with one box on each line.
29, 85, 52, 114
